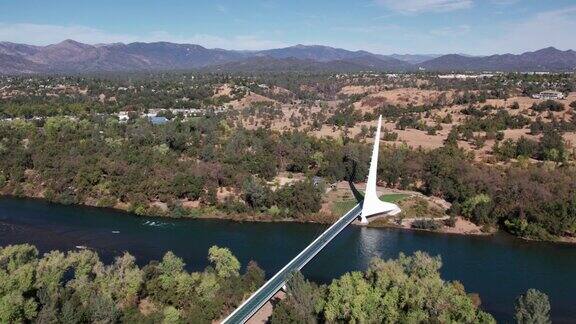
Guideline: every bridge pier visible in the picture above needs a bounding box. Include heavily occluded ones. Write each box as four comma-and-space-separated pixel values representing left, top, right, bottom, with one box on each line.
360, 116, 402, 220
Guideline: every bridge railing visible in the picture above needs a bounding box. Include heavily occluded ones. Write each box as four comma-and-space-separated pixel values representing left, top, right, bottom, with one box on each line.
221, 203, 362, 323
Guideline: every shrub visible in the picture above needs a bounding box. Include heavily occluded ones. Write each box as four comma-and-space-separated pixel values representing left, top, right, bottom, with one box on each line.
96, 196, 117, 208
382, 130, 399, 141
445, 216, 457, 227
411, 219, 442, 230
530, 100, 564, 112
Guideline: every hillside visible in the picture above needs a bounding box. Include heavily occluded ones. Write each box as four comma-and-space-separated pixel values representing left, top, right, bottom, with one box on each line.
0, 40, 575, 74
420, 47, 576, 72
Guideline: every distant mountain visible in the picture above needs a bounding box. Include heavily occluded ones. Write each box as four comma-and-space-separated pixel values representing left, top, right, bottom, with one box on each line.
205, 56, 373, 73
0, 40, 575, 74
256, 44, 374, 62
338, 55, 413, 71
389, 54, 442, 64
204, 53, 415, 73
0, 53, 44, 74
109, 42, 247, 69
420, 47, 576, 71
0, 41, 41, 57
0, 40, 247, 73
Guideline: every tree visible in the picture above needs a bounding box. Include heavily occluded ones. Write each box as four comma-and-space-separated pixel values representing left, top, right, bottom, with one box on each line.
445, 128, 459, 146
516, 137, 538, 158
515, 289, 551, 324
539, 129, 566, 162
242, 176, 272, 210
270, 272, 320, 324
208, 246, 240, 278
275, 180, 321, 218
0, 244, 39, 323
242, 261, 265, 292
162, 306, 181, 324
172, 173, 204, 200
461, 194, 493, 224
320, 252, 495, 323
494, 139, 517, 161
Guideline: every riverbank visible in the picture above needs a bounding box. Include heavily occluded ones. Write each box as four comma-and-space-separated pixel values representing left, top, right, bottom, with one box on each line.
1, 190, 573, 244
2, 196, 576, 323
0, 191, 488, 237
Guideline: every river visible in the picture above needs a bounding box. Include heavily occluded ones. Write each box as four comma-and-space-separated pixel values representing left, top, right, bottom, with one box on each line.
0, 197, 574, 323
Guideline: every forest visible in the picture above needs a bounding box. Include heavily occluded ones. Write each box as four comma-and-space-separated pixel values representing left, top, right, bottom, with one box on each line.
0, 112, 575, 240
0, 244, 551, 323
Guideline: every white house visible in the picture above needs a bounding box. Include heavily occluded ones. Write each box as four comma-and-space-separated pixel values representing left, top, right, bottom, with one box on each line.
532, 90, 565, 100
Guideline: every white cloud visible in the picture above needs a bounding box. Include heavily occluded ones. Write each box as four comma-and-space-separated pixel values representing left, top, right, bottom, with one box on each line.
216, 4, 228, 13
0, 22, 287, 50
481, 5, 576, 53
0, 23, 137, 45
489, 0, 519, 5
430, 24, 471, 36
375, 0, 473, 14
332, 24, 402, 34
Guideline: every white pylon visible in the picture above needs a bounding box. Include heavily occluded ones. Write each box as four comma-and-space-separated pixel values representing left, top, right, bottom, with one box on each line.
360, 115, 401, 224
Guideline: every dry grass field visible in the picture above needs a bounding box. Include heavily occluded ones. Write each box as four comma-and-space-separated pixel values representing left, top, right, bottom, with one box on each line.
225, 80, 576, 162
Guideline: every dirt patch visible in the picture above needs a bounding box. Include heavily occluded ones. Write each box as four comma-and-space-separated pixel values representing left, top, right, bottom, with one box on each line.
442, 217, 487, 235
354, 88, 453, 109
245, 291, 285, 324
229, 92, 277, 109
213, 83, 233, 97
339, 85, 385, 96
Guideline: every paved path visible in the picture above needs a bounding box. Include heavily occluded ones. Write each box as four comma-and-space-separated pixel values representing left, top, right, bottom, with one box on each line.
222, 203, 362, 324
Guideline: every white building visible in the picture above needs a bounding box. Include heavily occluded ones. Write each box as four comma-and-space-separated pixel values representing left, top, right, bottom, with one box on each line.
532, 90, 565, 100
118, 111, 130, 122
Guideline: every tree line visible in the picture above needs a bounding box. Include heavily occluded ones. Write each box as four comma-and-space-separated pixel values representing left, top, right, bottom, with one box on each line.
2, 243, 551, 323
1, 113, 576, 239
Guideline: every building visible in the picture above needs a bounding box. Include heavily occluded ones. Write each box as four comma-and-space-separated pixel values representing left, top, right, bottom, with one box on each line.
149, 116, 169, 125
533, 90, 565, 100
118, 111, 130, 122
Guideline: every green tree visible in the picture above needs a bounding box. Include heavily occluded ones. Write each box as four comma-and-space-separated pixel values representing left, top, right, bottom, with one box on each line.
270, 272, 320, 324
208, 246, 240, 278
162, 306, 181, 324
539, 129, 566, 162
0, 244, 39, 322
515, 289, 551, 324
242, 176, 273, 210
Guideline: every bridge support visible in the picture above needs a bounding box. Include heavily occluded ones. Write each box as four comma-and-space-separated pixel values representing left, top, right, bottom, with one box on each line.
360, 115, 401, 224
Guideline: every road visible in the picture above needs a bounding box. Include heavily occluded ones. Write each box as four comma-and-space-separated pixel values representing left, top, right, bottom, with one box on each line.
222, 203, 363, 324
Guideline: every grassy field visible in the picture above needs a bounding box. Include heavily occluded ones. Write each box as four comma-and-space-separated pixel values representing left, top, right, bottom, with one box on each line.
331, 193, 409, 216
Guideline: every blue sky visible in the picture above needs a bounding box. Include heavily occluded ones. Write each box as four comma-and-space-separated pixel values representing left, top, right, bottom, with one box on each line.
1, 0, 575, 54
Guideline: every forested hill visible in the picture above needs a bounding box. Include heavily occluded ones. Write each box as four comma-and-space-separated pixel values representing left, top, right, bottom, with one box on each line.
1, 114, 575, 241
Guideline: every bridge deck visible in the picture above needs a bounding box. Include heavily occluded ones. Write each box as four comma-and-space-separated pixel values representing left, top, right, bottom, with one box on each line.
222, 203, 362, 324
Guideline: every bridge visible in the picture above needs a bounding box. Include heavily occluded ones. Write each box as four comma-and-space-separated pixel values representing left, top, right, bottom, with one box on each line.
222, 116, 400, 324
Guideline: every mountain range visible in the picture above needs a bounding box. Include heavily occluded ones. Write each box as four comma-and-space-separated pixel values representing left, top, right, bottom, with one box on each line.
1, 40, 575, 74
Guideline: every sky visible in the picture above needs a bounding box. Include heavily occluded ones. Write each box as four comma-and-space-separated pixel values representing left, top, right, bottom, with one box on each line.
0, 0, 575, 55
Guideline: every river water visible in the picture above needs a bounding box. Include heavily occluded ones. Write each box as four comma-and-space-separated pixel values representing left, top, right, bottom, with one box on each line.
0, 197, 574, 323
